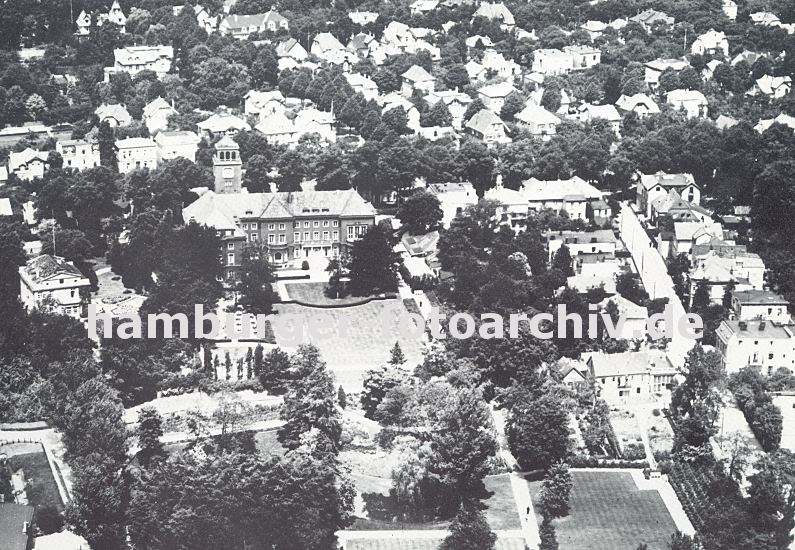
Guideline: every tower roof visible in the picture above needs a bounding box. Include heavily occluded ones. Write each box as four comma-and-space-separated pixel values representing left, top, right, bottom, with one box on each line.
215, 135, 239, 150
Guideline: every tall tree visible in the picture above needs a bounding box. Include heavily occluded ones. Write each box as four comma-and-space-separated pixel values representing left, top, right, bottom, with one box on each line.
507, 392, 570, 471
439, 506, 496, 550
396, 189, 443, 234
237, 243, 278, 314
347, 224, 400, 295
136, 407, 165, 468
538, 462, 572, 519
98, 120, 117, 171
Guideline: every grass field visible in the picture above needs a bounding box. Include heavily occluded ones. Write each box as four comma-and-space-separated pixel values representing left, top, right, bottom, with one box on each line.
529, 471, 678, 550
8, 450, 64, 511
284, 282, 381, 306
270, 300, 424, 391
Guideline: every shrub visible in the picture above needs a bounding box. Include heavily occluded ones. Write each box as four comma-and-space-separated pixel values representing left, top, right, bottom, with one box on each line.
652, 408, 661, 417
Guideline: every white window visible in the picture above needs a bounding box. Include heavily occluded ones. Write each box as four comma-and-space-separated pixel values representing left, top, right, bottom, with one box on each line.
294, 221, 299, 228
304, 221, 310, 228
279, 223, 285, 230
251, 234, 258, 241
279, 234, 286, 243
227, 243, 234, 250
323, 231, 329, 240
227, 253, 235, 265
332, 220, 339, 227
242, 223, 248, 230
323, 220, 329, 227
294, 232, 300, 242
313, 231, 320, 240
332, 230, 339, 240
250, 222, 258, 229
313, 221, 319, 227
268, 223, 275, 230
268, 234, 275, 244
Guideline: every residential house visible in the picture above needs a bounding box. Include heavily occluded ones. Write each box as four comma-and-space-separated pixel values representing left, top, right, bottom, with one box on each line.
255, 112, 299, 147
514, 104, 561, 140
485, 185, 528, 227
75, 0, 126, 35
599, 295, 649, 341
381, 93, 421, 131
564, 45, 601, 70
0, 503, 34, 550
465, 60, 488, 81
294, 108, 336, 142
723, 0, 737, 20
349, 11, 379, 26
311, 32, 355, 68
755, 113, 795, 133
142, 97, 177, 134
244, 90, 286, 118
702, 59, 724, 80
472, 2, 515, 30
636, 171, 700, 217
425, 90, 473, 129
644, 58, 689, 90
116, 137, 158, 173
581, 20, 608, 39
465, 109, 511, 146
416, 126, 458, 142
155, 130, 200, 163
276, 37, 308, 63
477, 82, 519, 112
583, 350, 678, 407
522, 176, 605, 221
731, 290, 791, 323
716, 114, 739, 130
410, 0, 439, 14
8, 148, 48, 180
427, 182, 477, 227
56, 138, 99, 171
104, 45, 173, 80
182, 189, 376, 278
0, 197, 12, 217
481, 49, 521, 78
571, 103, 621, 135
671, 220, 723, 259
689, 249, 766, 306
615, 93, 660, 117
466, 35, 494, 51
750, 12, 781, 26
650, 189, 711, 224
547, 229, 617, 264
19, 254, 90, 318
401, 65, 436, 97
345, 73, 379, 100
666, 89, 708, 119
382, 21, 415, 50
749, 75, 792, 99
197, 111, 251, 137
218, 9, 288, 39
716, 319, 795, 375
347, 33, 378, 59
691, 29, 729, 57
95, 103, 132, 127
731, 50, 764, 66
532, 49, 575, 75
630, 9, 674, 30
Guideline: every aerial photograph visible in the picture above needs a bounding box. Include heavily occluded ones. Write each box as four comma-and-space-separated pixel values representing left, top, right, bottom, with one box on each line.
0, 0, 794, 549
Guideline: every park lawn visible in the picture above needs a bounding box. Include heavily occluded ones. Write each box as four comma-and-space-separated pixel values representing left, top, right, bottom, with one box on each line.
270, 300, 424, 391
9, 451, 64, 511
285, 282, 383, 306
482, 474, 521, 530
529, 471, 678, 550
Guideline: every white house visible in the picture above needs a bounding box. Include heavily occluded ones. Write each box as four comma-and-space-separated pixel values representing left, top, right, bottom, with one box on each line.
116, 137, 158, 173
19, 254, 90, 319
755, 113, 795, 133
311, 33, 352, 66
583, 350, 678, 407
716, 320, 795, 376
532, 49, 575, 75
615, 94, 660, 117
349, 11, 379, 26
197, 111, 251, 137
564, 45, 601, 70
105, 45, 174, 80
56, 139, 99, 171
381, 93, 421, 131
401, 65, 436, 97
477, 82, 519, 112
732, 290, 791, 323
522, 176, 604, 221
410, 0, 439, 14
598, 295, 649, 341
666, 89, 708, 119
142, 97, 177, 134
155, 130, 200, 163
8, 148, 48, 180
255, 112, 298, 147
425, 90, 472, 129
749, 75, 792, 99
465, 109, 511, 146
218, 9, 288, 39
75, 0, 126, 35
571, 103, 621, 136
691, 29, 729, 57
722, 0, 737, 20
345, 73, 379, 100
644, 58, 689, 90
636, 171, 700, 217
244, 90, 286, 118
514, 104, 560, 140
481, 49, 521, 79
465, 60, 488, 82
275, 38, 307, 62
472, 2, 515, 30
95, 103, 132, 127
427, 182, 477, 227
485, 185, 528, 228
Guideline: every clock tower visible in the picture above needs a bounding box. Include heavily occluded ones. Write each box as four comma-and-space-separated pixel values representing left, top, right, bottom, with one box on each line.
213, 136, 242, 193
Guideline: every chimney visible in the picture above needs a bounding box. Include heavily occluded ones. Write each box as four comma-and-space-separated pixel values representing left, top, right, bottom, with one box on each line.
759, 321, 766, 331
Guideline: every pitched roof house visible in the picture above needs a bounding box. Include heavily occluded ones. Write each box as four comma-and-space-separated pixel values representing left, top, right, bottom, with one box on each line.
219, 9, 288, 39
465, 109, 511, 146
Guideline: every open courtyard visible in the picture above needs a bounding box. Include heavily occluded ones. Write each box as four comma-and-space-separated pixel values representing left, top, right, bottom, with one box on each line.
529, 471, 680, 550
270, 298, 425, 391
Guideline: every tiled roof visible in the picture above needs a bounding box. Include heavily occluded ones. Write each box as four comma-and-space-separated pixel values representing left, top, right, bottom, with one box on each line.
515, 104, 560, 125
22, 254, 83, 283
639, 171, 696, 191
466, 109, 505, 134
477, 81, 518, 98
585, 350, 675, 377
522, 176, 602, 201
0, 503, 33, 550
733, 290, 789, 306
402, 64, 434, 82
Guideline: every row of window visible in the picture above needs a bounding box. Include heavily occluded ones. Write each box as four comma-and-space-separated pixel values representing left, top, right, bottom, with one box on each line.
240, 220, 341, 231
227, 230, 343, 247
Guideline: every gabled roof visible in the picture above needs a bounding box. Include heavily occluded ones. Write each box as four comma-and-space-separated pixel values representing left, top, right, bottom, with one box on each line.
220, 9, 287, 30
639, 171, 697, 191
95, 103, 131, 122
9, 148, 48, 170
0, 197, 12, 216
255, 112, 296, 135
466, 109, 506, 134
754, 74, 792, 95
473, 2, 515, 25
276, 38, 304, 57
477, 81, 518, 98
312, 32, 345, 52
615, 93, 659, 113
114, 45, 173, 66
580, 103, 620, 122
197, 112, 251, 133
402, 64, 435, 82
755, 112, 795, 133
515, 103, 561, 125
143, 96, 176, 118
116, 137, 156, 149
644, 58, 688, 72
584, 350, 675, 377
666, 89, 707, 103
630, 9, 673, 25
154, 130, 199, 146
22, 254, 84, 283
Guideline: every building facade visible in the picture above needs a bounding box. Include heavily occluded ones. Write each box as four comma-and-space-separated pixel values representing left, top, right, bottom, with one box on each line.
19, 255, 91, 319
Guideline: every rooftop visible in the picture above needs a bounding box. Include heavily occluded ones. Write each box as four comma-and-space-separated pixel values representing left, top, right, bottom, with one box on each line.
717, 319, 794, 341
0, 503, 34, 550
584, 350, 676, 378
732, 290, 789, 306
